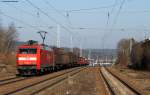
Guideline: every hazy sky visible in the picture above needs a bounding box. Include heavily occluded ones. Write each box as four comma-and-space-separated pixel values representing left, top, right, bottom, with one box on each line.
0, 0, 150, 49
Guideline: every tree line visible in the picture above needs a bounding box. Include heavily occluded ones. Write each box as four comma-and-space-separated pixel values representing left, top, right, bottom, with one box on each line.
0, 23, 18, 65
116, 38, 150, 70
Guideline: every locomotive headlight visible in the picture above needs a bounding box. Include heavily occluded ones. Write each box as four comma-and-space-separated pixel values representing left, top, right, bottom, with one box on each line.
18, 57, 26, 61
29, 57, 37, 61
18, 57, 37, 61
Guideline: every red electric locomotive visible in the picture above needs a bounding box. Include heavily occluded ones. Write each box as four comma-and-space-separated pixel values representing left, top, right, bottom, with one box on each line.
16, 40, 89, 75
16, 40, 54, 75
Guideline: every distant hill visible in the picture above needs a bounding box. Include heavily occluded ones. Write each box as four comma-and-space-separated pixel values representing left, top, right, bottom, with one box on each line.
82, 49, 117, 60
15, 41, 26, 47
15, 41, 117, 59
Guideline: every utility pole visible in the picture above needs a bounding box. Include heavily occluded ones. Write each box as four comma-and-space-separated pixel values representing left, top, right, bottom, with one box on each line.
56, 25, 60, 48
79, 43, 82, 57
88, 49, 91, 65
70, 35, 73, 52
129, 38, 133, 54
37, 31, 47, 45
0, 5, 1, 26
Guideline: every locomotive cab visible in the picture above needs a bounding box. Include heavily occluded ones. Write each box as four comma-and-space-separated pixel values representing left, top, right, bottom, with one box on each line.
16, 46, 40, 75
16, 40, 54, 75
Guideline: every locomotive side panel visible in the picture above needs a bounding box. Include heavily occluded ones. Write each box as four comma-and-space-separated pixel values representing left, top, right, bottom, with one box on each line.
40, 50, 53, 68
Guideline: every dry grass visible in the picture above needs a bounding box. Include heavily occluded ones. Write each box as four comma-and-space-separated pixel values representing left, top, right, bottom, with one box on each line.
4, 53, 16, 65
0, 53, 16, 74
109, 66, 150, 95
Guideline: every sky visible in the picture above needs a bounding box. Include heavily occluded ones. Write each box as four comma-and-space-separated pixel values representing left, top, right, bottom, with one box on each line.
0, 0, 150, 49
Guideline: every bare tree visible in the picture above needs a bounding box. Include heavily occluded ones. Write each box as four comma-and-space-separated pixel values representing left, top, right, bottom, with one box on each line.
0, 27, 6, 53
116, 39, 135, 66
131, 43, 143, 69
0, 23, 18, 65
4, 23, 17, 54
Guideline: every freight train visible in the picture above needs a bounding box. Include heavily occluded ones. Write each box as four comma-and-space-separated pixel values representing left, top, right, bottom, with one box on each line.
16, 40, 88, 75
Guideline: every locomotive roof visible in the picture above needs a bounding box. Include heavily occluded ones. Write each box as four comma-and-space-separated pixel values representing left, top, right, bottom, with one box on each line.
18, 44, 53, 51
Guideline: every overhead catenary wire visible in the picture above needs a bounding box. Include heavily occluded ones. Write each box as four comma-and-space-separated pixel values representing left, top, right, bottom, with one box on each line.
100, 0, 118, 50
42, 0, 73, 29
43, 0, 67, 20
102, 0, 126, 49
25, 0, 73, 35
26, 0, 83, 48
63, 0, 118, 32
111, 0, 125, 28
0, 11, 42, 30
44, 10, 150, 14
100, 0, 125, 50
1, 2, 49, 25
106, 0, 118, 26
42, 0, 74, 30
66, 0, 118, 12
43, 0, 118, 30
110, 0, 118, 14
104, 0, 126, 36
26, 0, 83, 46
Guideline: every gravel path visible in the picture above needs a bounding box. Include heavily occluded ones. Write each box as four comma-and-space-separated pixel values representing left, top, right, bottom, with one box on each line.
38, 67, 108, 95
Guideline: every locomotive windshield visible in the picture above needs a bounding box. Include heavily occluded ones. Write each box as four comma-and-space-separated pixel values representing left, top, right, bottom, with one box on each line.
19, 48, 37, 54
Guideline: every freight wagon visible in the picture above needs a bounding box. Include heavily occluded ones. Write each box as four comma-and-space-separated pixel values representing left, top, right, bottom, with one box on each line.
78, 57, 89, 66
53, 48, 78, 69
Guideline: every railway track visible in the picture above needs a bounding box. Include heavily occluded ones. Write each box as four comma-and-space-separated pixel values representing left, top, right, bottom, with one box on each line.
99, 67, 115, 95
0, 67, 84, 95
0, 76, 18, 82
0, 77, 28, 86
30, 68, 83, 95
100, 67, 141, 95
